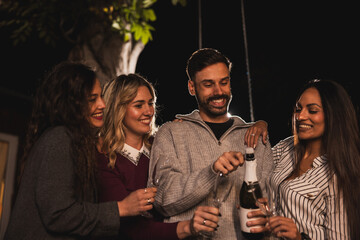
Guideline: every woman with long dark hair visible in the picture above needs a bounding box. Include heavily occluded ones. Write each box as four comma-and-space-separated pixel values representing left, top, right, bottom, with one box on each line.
4, 62, 148, 239
246, 79, 360, 239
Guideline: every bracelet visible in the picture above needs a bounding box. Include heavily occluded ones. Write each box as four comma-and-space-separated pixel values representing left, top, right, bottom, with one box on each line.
301, 232, 311, 240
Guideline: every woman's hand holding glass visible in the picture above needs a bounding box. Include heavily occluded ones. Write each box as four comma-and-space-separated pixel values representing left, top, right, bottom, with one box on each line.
255, 182, 277, 219
263, 185, 301, 240
117, 187, 157, 217
246, 180, 279, 238
247, 180, 302, 240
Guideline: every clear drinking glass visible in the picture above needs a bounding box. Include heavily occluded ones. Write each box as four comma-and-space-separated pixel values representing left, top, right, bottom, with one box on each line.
250, 179, 279, 240
150, 154, 171, 187
142, 154, 171, 218
199, 172, 229, 239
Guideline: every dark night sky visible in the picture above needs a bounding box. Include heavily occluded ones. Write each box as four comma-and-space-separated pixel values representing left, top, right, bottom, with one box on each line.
138, 1, 359, 145
1, 0, 359, 146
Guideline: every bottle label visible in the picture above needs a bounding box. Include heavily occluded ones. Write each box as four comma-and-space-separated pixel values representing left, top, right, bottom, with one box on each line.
244, 160, 258, 182
239, 207, 263, 233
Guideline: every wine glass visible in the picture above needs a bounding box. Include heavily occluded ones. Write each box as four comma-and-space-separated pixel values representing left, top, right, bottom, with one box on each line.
249, 179, 279, 240
199, 172, 230, 239
150, 154, 171, 187
211, 172, 228, 208
142, 154, 171, 218
265, 181, 277, 217
249, 180, 276, 217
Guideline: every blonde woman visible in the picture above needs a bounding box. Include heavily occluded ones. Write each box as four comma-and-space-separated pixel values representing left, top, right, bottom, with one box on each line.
96, 73, 220, 240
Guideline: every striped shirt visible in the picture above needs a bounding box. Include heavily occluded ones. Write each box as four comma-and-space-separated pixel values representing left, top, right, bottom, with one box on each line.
270, 136, 349, 239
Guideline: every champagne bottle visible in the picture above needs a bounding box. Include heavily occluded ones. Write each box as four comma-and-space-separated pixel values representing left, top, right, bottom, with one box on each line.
239, 147, 264, 240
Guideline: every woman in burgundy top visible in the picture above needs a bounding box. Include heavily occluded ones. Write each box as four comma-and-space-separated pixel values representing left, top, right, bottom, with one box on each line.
96, 73, 220, 239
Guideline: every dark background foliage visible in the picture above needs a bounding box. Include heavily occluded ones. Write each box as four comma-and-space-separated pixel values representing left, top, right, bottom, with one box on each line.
0, 0, 358, 155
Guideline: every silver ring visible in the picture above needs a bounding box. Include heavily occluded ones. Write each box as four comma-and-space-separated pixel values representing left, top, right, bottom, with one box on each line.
144, 188, 147, 193
203, 219, 207, 225
147, 198, 151, 204
250, 133, 255, 136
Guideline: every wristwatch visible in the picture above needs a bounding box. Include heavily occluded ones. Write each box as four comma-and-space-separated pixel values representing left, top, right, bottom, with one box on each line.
301, 232, 311, 240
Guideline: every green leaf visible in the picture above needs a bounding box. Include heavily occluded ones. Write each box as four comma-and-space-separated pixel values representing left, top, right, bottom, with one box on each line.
131, 22, 140, 33
124, 32, 130, 42
141, 34, 149, 45
143, 9, 156, 22
134, 27, 142, 41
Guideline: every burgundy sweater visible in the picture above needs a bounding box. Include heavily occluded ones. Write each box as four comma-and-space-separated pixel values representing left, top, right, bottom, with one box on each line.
96, 150, 179, 240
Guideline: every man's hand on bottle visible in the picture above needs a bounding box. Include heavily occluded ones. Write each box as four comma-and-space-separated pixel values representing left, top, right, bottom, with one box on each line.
213, 151, 244, 175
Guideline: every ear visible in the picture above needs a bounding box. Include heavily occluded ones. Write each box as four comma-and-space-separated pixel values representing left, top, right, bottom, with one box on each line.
188, 80, 195, 96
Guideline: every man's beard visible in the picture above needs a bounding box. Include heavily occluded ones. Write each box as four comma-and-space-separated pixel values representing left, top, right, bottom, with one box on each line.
196, 92, 232, 117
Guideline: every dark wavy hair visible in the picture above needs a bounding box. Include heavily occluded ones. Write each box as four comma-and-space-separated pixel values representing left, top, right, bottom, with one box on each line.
22, 61, 98, 199
292, 79, 360, 239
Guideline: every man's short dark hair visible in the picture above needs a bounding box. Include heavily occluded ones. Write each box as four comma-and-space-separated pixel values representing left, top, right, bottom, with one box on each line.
186, 48, 232, 81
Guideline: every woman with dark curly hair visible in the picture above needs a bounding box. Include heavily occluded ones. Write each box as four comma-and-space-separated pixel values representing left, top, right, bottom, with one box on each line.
4, 62, 143, 239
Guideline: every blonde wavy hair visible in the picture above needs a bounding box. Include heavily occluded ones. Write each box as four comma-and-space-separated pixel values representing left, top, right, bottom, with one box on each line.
101, 74, 157, 168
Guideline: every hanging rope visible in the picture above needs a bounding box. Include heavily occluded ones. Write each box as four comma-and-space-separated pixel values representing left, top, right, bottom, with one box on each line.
198, 0, 202, 49
240, 0, 254, 122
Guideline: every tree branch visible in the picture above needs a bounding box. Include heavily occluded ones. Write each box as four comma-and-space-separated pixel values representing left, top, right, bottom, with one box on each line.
129, 40, 144, 73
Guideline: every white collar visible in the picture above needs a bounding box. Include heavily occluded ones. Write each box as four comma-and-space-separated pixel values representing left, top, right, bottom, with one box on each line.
117, 143, 150, 166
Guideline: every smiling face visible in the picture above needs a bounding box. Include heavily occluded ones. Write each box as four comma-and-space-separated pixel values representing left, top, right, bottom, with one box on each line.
188, 62, 232, 123
88, 78, 106, 128
123, 85, 154, 139
294, 87, 325, 141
